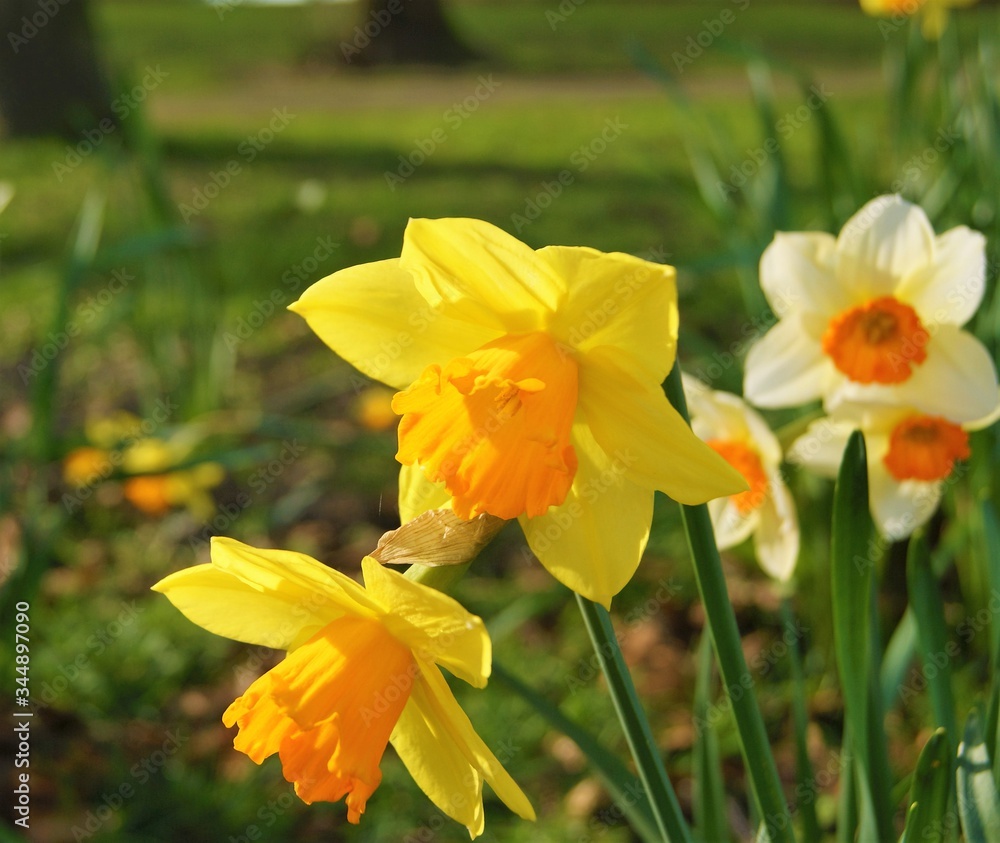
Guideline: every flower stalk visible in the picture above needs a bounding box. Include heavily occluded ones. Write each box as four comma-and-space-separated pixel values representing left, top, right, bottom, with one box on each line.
664, 364, 796, 843
576, 593, 693, 843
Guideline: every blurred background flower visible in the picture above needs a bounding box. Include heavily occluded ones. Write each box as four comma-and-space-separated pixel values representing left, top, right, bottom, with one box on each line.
62, 411, 225, 520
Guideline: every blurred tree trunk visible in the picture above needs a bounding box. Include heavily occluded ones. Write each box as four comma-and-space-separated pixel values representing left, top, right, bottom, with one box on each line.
347, 0, 480, 66
0, 0, 115, 138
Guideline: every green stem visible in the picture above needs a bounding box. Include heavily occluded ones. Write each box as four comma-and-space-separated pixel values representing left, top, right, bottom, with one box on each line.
664, 365, 795, 843
404, 562, 471, 593
576, 594, 693, 843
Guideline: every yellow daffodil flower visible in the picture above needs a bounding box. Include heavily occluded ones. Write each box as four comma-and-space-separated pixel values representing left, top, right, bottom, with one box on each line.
152, 537, 534, 838
683, 375, 799, 581
745, 195, 999, 424
860, 0, 977, 40
788, 400, 997, 540
290, 218, 745, 607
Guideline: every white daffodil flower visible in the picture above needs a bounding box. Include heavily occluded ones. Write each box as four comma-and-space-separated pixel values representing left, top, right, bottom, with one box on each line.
788, 399, 1000, 540
684, 374, 799, 581
744, 194, 999, 424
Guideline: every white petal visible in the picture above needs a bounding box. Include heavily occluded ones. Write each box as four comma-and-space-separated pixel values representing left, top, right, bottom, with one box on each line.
897, 226, 986, 327
753, 471, 799, 582
709, 497, 758, 549
788, 417, 856, 477
835, 195, 936, 301
683, 376, 783, 468
759, 231, 846, 318
868, 459, 942, 541
848, 325, 1000, 423
683, 374, 750, 441
738, 399, 783, 467
966, 389, 1000, 431
743, 318, 830, 408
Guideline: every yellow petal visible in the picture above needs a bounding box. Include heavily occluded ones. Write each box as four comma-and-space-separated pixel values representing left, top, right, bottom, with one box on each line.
401, 218, 563, 333
520, 421, 653, 608
578, 351, 747, 503
541, 245, 678, 386
361, 557, 491, 689
391, 696, 487, 837
290, 258, 497, 390
405, 660, 535, 830
398, 463, 452, 523
200, 537, 381, 646
151, 564, 333, 650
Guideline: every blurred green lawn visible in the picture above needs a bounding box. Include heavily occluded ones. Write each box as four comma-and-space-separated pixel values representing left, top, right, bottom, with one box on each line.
1, 1, 991, 841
